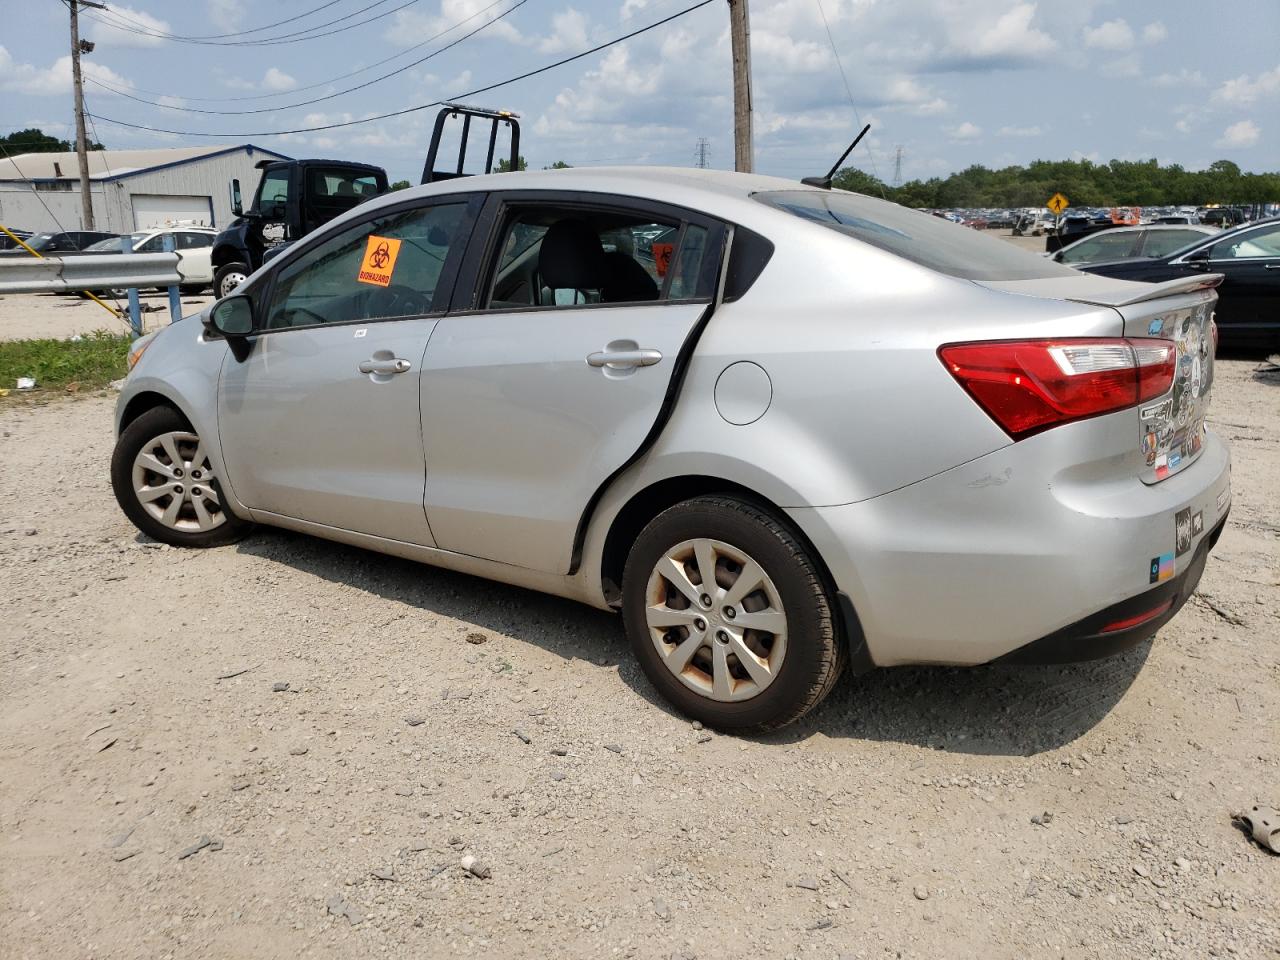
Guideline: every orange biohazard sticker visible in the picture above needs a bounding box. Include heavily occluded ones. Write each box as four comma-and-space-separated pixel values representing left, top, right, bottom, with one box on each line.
357, 235, 402, 287
652, 242, 674, 277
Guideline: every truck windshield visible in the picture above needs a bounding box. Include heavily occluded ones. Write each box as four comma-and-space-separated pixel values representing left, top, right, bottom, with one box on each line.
754, 190, 1078, 281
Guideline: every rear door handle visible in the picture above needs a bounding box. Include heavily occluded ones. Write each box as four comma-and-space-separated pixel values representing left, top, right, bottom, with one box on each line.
1265, 263, 1280, 270
586, 348, 662, 369
358, 358, 412, 375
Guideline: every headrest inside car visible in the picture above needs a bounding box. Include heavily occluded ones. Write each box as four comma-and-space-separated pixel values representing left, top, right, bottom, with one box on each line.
539, 219, 606, 290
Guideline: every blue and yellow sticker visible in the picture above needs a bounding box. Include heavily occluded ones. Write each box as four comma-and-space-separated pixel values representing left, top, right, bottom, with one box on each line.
1149, 552, 1175, 584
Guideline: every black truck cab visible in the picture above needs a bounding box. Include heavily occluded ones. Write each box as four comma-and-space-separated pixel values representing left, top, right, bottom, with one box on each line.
211, 159, 388, 298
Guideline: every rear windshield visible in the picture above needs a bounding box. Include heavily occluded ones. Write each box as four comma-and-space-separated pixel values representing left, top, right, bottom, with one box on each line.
754, 190, 1079, 281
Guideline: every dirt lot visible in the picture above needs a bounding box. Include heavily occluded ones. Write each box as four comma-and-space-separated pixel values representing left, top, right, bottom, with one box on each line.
0, 291, 215, 342
1, 359, 1278, 960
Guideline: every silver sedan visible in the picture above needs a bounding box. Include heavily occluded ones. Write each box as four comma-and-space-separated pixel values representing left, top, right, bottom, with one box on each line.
112, 168, 1232, 732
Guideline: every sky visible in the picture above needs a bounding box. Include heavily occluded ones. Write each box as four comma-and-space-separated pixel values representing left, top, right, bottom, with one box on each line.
1, 0, 1278, 186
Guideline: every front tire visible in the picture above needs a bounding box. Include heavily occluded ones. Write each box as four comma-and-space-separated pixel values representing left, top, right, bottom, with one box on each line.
111, 406, 252, 548
622, 496, 845, 733
213, 262, 250, 300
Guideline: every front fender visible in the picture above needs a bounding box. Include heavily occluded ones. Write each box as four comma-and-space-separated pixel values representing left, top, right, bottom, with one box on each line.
114, 319, 249, 519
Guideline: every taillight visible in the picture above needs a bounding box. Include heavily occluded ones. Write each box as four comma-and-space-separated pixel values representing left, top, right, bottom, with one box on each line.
939, 338, 1176, 439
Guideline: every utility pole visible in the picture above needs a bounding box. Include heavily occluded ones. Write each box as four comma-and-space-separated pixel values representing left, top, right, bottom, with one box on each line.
726, 0, 753, 173
695, 137, 710, 169
68, 0, 107, 230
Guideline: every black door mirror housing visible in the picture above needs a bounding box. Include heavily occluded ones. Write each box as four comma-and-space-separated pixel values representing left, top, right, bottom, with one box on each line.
1184, 246, 1211, 262
207, 295, 255, 362
230, 178, 243, 217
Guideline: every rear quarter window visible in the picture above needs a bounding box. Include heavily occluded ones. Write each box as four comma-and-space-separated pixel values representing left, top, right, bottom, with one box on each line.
754, 190, 1079, 281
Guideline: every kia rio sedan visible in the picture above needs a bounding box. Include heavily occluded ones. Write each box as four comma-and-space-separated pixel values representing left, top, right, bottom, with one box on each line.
112, 168, 1232, 732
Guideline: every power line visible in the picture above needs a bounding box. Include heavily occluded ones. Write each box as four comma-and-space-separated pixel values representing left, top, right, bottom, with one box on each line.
77, 0, 516, 104
85, 0, 528, 116
82, 0, 348, 42
89, 0, 716, 138
78, 0, 426, 47
812, 0, 884, 195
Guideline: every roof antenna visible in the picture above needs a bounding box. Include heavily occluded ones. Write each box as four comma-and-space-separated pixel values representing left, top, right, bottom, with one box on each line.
802, 123, 871, 190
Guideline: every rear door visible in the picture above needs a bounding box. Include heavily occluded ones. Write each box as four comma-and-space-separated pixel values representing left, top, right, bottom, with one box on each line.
421, 191, 725, 574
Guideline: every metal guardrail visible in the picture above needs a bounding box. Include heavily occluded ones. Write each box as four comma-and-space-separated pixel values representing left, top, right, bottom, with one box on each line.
0, 252, 185, 294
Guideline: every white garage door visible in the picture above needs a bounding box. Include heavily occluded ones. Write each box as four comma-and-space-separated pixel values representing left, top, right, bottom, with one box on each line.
131, 194, 214, 229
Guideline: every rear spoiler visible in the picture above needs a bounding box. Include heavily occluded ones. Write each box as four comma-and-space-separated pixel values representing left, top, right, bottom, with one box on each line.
1066, 274, 1224, 308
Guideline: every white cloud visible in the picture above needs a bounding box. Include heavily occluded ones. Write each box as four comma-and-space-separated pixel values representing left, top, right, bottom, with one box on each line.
1213, 64, 1280, 105
0, 46, 131, 96
948, 121, 982, 141
262, 67, 297, 91
1083, 18, 1134, 51
538, 8, 590, 54
997, 124, 1042, 137
1099, 58, 1140, 79
387, 0, 523, 47
912, 98, 950, 116
88, 5, 171, 49
1148, 69, 1205, 89
207, 0, 247, 33
1141, 21, 1167, 45
1216, 119, 1260, 148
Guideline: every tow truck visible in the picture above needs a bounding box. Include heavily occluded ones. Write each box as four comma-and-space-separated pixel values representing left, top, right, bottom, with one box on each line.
210, 105, 520, 299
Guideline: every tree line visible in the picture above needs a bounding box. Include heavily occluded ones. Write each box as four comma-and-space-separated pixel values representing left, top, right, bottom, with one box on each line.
832, 158, 1280, 209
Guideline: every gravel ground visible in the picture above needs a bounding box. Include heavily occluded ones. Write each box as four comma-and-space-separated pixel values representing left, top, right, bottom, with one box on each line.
0, 291, 215, 342
1, 359, 1278, 960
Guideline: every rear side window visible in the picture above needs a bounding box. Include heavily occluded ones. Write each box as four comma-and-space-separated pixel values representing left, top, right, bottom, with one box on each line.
755, 190, 1078, 281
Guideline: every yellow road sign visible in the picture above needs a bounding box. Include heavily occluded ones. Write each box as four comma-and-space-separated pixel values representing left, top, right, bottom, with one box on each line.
1047, 192, 1069, 216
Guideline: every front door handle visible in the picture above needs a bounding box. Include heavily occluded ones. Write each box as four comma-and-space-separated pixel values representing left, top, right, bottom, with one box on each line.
1265, 263, 1280, 270
586, 348, 662, 369
358, 358, 412, 375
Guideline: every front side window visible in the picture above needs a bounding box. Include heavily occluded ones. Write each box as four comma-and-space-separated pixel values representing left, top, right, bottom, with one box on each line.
1210, 224, 1280, 260
486, 205, 714, 309
264, 202, 466, 330
256, 169, 290, 214
1142, 230, 1207, 258
137, 234, 166, 253
178, 231, 214, 249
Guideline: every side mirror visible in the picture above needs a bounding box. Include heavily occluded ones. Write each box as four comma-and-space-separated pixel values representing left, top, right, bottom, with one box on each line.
230, 178, 243, 217
207, 295, 255, 361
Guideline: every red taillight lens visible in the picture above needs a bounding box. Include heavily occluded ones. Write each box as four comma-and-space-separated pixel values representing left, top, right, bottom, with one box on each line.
939, 338, 1176, 439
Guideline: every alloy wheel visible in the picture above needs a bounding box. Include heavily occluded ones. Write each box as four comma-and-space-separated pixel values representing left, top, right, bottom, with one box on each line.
131, 430, 226, 532
644, 537, 788, 702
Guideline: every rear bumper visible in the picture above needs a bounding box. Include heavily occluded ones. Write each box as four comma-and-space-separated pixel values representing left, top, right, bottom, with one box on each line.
996, 510, 1226, 664
786, 417, 1232, 667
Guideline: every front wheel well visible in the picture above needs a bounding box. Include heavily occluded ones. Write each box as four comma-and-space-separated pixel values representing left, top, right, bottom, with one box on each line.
118, 391, 188, 434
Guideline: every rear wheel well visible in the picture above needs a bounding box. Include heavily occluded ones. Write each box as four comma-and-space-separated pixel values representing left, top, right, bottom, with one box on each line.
119, 392, 187, 433
600, 477, 821, 604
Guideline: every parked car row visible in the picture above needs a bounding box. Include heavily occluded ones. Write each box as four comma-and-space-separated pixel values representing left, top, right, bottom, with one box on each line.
0, 225, 217, 294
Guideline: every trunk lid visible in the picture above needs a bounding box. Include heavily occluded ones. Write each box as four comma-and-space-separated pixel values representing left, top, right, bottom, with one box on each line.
977, 273, 1223, 484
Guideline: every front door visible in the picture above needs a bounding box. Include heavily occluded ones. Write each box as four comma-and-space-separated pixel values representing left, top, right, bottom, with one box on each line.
218, 197, 476, 544
422, 195, 724, 574
1201, 222, 1280, 342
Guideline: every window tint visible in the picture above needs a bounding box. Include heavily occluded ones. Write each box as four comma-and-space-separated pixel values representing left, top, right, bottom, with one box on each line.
257, 169, 290, 212
1058, 230, 1140, 264
755, 190, 1079, 281
486, 206, 713, 309
1142, 230, 1207, 258
137, 234, 166, 253
178, 231, 213, 249
1210, 224, 1280, 260
264, 202, 466, 330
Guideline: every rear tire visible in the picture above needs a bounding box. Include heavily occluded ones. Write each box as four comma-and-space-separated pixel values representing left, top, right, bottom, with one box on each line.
622, 496, 844, 733
111, 405, 252, 548
214, 262, 250, 300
